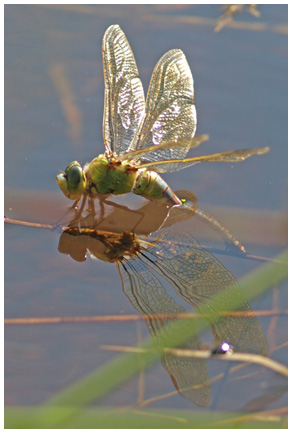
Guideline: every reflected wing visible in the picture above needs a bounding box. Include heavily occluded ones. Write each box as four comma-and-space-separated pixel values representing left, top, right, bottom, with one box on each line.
102, 25, 145, 155
138, 146, 270, 173
142, 231, 268, 355
119, 258, 210, 406
129, 49, 196, 163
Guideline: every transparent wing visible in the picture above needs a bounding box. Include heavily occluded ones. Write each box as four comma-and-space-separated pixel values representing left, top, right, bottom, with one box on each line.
102, 25, 145, 155
141, 231, 268, 355
119, 258, 210, 406
118, 134, 209, 162
129, 49, 196, 163
138, 146, 270, 173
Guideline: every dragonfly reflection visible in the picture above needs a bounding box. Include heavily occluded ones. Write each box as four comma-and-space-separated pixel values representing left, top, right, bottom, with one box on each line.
59, 224, 268, 407
57, 25, 269, 208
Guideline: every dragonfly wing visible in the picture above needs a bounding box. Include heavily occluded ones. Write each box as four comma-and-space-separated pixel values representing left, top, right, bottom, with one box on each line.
119, 257, 210, 406
118, 134, 209, 162
102, 25, 145, 155
145, 231, 268, 355
140, 159, 200, 173
138, 146, 270, 173
130, 49, 196, 161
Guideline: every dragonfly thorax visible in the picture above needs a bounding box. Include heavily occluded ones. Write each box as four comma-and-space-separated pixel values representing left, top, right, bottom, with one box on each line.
85, 154, 139, 196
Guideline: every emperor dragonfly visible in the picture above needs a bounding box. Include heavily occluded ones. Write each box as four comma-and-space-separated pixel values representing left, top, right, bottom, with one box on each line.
57, 25, 269, 206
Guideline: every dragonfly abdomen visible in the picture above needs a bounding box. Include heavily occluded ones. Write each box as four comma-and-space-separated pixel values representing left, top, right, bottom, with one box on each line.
133, 169, 182, 205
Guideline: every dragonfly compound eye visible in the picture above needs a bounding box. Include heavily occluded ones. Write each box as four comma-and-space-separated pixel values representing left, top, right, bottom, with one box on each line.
56, 161, 86, 200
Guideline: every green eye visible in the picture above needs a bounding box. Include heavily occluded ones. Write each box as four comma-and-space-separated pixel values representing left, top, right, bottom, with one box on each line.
56, 161, 86, 200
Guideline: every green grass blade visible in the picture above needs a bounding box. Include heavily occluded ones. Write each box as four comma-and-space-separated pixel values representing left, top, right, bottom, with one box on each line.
4, 407, 287, 429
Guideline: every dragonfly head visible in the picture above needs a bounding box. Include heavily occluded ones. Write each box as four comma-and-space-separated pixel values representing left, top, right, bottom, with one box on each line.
56, 161, 86, 200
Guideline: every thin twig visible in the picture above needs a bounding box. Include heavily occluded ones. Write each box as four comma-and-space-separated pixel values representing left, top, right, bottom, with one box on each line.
100, 345, 288, 378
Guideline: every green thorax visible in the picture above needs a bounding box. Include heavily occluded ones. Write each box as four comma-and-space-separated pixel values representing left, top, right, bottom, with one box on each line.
85, 154, 138, 195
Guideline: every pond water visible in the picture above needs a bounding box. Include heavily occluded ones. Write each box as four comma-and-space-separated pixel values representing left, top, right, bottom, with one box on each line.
5, 4, 287, 416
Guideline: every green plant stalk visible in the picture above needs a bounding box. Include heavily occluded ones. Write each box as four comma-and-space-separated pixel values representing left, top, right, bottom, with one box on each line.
4, 406, 287, 429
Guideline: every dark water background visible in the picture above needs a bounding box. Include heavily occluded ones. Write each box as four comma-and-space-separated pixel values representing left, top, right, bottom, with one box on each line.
5, 5, 287, 412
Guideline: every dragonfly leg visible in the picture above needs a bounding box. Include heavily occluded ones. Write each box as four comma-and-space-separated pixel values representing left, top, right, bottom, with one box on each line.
52, 196, 84, 229
65, 195, 88, 227
92, 199, 106, 227
195, 208, 246, 255
75, 194, 87, 217
72, 197, 106, 228
64, 195, 99, 229
86, 198, 137, 228
101, 198, 146, 233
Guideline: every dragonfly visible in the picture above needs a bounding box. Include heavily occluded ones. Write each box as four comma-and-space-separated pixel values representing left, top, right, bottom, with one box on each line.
59, 227, 268, 406
57, 24, 269, 206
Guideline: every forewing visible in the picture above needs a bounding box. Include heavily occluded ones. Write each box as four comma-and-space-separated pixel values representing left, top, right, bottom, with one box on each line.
102, 25, 145, 155
130, 49, 196, 163
118, 134, 209, 162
